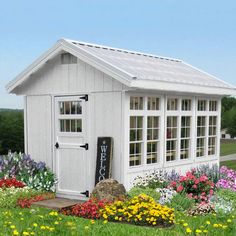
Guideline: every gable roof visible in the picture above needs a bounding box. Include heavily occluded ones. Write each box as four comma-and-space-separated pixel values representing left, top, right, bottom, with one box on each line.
6, 38, 236, 95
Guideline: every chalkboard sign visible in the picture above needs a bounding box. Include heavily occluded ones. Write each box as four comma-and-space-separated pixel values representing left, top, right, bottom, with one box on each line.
95, 137, 113, 185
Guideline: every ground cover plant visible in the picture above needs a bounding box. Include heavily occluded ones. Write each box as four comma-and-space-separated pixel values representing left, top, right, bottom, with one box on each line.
0, 207, 235, 236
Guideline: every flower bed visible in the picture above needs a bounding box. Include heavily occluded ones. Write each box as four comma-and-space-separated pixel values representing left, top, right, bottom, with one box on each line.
100, 194, 174, 227
0, 153, 56, 191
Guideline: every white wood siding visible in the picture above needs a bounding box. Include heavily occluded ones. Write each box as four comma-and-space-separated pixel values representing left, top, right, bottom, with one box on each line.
88, 91, 123, 189
16, 56, 126, 95
26, 95, 53, 168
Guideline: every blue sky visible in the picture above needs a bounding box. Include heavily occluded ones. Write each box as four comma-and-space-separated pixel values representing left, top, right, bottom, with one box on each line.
0, 0, 236, 108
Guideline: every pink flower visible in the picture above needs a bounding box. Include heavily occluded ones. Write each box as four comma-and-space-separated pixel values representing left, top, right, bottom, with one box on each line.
177, 185, 184, 192
193, 184, 197, 189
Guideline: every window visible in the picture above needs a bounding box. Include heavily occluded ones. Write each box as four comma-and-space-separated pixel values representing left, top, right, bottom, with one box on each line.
147, 116, 159, 164
129, 116, 143, 166
166, 116, 178, 161
60, 119, 82, 132
59, 101, 82, 115
180, 116, 191, 159
167, 98, 178, 110
196, 116, 206, 157
59, 101, 82, 133
209, 101, 217, 111
198, 100, 207, 111
182, 99, 192, 111
148, 97, 159, 110
130, 97, 143, 110
61, 53, 77, 64
208, 116, 217, 155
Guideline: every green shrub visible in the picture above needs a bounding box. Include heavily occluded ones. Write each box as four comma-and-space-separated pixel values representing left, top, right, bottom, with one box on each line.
128, 187, 161, 202
167, 192, 195, 211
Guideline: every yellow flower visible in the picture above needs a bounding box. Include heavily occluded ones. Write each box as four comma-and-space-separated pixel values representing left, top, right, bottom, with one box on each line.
10, 225, 16, 229
213, 224, 219, 228
13, 230, 19, 236
203, 230, 208, 233
90, 220, 95, 224
227, 219, 232, 223
103, 214, 108, 219
103, 220, 108, 224
54, 221, 59, 225
206, 221, 211, 225
84, 226, 89, 230
223, 225, 228, 229
40, 226, 46, 230
186, 228, 192, 233
23, 232, 29, 236
33, 223, 38, 227
196, 229, 202, 233
183, 223, 188, 227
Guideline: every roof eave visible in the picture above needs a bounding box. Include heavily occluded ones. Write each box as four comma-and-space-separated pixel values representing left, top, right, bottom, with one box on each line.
131, 80, 236, 96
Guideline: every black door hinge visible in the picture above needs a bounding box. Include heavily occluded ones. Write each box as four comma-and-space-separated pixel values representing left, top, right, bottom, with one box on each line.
81, 190, 89, 198
80, 95, 88, 101
55, 142, 59, 149
80, 143, 89, 150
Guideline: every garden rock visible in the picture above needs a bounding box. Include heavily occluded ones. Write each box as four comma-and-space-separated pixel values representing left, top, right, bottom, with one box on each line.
91, 179, 126, 201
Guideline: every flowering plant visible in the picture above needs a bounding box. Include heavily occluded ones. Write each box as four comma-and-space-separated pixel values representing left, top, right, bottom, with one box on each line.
100, 194, 175, 227
133, 169, 180, 189
156, 188, 177, 205
170, 170, 215, 202
0, 177, 25, 188
0, 153, 56, 191
217, 166, 236, 191
17, 192, 55, 208
71, 198, 110, 219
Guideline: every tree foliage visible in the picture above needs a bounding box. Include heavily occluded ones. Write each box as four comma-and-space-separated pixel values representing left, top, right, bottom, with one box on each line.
221, 97, 236, 136
0, 109, 24, 155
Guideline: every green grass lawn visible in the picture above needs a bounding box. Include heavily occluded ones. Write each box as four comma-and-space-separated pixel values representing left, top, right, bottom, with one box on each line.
220, 160, 236, 171
0, 207, 235, 236
220, 141, 236, 156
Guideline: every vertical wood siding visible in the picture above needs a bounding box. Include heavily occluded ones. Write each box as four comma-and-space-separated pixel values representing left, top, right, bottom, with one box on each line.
16, 56, 127, 95
26, 95, 52, 168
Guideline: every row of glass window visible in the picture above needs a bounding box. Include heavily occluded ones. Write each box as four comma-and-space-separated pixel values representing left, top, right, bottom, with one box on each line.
130, 96, 218, 111
130, 115, 217, 166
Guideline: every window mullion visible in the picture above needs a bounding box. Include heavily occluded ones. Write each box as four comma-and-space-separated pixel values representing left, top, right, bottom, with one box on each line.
143, 97, 148, 165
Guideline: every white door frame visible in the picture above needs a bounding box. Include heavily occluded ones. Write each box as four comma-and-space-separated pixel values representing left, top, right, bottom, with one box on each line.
53, 94, 90, 199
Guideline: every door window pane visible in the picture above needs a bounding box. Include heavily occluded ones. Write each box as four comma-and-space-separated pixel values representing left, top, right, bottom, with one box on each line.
59, 101, 82, 114
59, 119, 82, 133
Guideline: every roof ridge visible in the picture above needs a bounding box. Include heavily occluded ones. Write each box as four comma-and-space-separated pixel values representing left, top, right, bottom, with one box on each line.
63, 38, 182, 63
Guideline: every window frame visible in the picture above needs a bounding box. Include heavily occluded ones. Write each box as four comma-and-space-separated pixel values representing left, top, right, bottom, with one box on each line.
55, 96, 86, 137
128, 95, 162, 169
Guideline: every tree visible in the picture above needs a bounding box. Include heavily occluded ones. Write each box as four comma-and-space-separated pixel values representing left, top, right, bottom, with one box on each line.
0, 109, 24, 155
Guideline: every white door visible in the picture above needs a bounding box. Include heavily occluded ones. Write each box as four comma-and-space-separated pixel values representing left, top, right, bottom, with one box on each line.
54, 95, 89, 199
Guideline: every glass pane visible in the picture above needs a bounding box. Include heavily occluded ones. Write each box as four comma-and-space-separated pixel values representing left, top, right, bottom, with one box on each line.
71, 119, 76, 132
76, 102, 82, 114
148, 97, 159, 110
66, 120, 70, 132
59, 102, 64, 114
65, 102, 70, 114
137, 117, 143, 128
76, 119, 82, 132
130, 130, 136, 141
130, 117, 136, 129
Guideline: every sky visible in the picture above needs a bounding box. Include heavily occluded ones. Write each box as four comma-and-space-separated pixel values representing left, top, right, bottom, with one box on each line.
0, 0, 236, 108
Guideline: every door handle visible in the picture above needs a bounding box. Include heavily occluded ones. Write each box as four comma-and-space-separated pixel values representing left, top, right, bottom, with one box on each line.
80, 143, 89, 150
55, 142, 59, 149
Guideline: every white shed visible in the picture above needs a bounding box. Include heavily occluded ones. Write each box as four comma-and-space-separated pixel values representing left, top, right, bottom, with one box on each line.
6, 39, 236, 199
